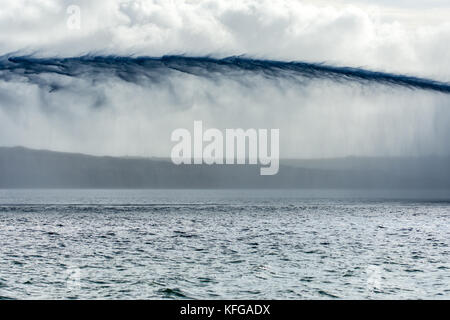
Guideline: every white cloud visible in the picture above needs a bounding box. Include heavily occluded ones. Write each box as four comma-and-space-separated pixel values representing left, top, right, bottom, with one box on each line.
0, 67, 449, 158
1, 0, 450, 78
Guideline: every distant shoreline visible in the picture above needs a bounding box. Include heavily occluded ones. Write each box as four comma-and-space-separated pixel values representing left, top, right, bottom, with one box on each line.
1, 146, 450, 189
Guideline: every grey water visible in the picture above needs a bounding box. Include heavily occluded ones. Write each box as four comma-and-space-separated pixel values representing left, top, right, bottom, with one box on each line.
0, 189, 449, 299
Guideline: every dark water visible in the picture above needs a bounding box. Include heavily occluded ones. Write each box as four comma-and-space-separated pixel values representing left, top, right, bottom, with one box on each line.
0, 189, 449, 299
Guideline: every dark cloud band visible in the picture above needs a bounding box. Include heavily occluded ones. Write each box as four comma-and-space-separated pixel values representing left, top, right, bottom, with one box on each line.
1, 55, 450, 94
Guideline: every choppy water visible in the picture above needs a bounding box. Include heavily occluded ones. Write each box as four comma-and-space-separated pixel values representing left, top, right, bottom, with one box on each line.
0, 189, 449, 299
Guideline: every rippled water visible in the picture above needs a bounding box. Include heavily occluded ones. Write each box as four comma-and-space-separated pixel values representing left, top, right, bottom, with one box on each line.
0, 189, 449, 299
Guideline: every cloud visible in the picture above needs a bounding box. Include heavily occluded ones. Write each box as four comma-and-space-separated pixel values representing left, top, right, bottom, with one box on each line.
2, 55, 450, 94
0, 55, 449, 158
0, 1, 450, 159
1, 0, 450, 78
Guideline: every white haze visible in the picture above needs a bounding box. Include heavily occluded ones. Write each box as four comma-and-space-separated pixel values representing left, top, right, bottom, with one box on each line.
0, 0, 450, 159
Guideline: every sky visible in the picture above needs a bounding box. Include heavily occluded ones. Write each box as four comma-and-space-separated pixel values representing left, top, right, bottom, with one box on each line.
0, 0, 449, 158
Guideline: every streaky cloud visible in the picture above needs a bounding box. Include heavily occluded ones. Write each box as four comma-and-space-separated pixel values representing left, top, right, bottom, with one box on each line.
1, 54, 450, 94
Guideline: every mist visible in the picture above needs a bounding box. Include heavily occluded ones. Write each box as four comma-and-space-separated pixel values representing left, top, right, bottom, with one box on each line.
0, 54, 449, 159
1, 0, 450, 159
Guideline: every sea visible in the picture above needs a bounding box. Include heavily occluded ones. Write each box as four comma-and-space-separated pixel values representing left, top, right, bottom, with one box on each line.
0, 189, 449, 299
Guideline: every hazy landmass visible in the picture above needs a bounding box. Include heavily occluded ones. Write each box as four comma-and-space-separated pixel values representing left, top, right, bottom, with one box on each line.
0, 146, 449, 189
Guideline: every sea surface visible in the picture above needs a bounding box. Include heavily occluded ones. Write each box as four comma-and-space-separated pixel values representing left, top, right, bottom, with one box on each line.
0, 189, 449, 299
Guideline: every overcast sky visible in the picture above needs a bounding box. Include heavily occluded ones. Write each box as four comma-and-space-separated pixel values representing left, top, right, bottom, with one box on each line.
0, 0, 449, 158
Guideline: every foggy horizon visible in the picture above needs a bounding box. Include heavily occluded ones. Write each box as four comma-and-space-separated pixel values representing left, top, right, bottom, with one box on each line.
1, 145, 450, 189
3, 144, 450, 160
